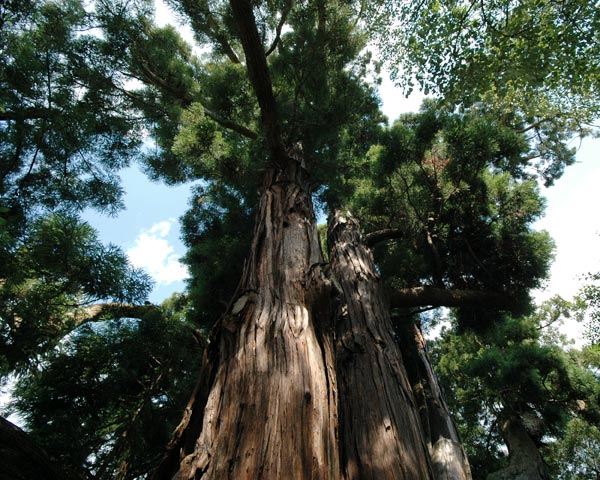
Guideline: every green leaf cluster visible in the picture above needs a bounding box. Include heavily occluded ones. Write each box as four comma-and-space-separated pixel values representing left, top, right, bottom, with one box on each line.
344, 104, 554, 320
432, 302, 600, 478
1, 0, 155, 374
0, 213, 152, 374
367, 0, 599, 185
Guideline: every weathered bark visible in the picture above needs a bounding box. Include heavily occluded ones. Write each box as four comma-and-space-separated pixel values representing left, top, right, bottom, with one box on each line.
396, 320, 472, 480
0, 416, 83, 480
168, 162, 338, 479
328, 211, 434, 479
487, 413, 550, 480
160, 4, 340, 477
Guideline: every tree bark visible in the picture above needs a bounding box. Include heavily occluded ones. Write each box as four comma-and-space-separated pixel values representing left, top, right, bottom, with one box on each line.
487, 412, 550, 480
328, 210, 434, 479
168, 162, 338, 479
396, 320, 472, 480
0, 416, 84, 480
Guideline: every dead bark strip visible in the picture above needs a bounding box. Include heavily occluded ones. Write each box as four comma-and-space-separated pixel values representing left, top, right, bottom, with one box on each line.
328, 210, 434, 479
171, 163, 338, 479
396, 321, 472, 480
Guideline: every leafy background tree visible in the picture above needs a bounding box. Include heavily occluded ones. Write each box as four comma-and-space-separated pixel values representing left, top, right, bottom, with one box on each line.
8, 294, 202, 479
0, 0, 154, 374
430, 299, 600, 478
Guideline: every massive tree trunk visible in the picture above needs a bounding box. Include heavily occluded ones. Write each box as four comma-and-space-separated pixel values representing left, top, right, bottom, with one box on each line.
168, 162, 339, 480
156, 3, 462, 478
396, 320, 472, 480
487, 412, 550, 480
328, 211, 434, 479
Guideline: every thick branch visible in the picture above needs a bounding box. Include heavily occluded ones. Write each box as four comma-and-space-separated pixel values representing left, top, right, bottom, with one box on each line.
389, 286, 514, 310
205, 15, 241, 64
229, 0, 285, 163
202, 107, 258, 139
119, 71, 257, 139
364, 228, 404, 247
265, 0, 293, 57
73, 302, 159, 327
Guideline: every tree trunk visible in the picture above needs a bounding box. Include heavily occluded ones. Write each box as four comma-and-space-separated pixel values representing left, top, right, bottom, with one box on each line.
157, 4, 460, 477
396, 320, 472, 480
0, 416, 83, 480
168, 162, 339, 479
487, 412, 550, 480
327, 211, 434, 479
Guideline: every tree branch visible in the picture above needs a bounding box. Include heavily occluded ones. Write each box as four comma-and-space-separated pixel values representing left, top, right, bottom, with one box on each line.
229, 0, 286, 164
202, 107, 258, 139
266, 0, 293, 57
0, 107, 57, 122
388, 286, 514, 310
72, 302, 159, 327
363, 228, 404, 247
118, 71, 257, 139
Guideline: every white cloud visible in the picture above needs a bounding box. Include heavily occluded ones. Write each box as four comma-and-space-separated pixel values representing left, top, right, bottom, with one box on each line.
127, 219, 189, 285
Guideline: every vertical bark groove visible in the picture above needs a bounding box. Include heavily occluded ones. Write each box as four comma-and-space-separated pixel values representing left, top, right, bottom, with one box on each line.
328, 210, 434, 479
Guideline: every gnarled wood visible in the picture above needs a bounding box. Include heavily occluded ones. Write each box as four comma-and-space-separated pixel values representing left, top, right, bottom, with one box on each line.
396, 320, 472, 480
328, 210, 434, 479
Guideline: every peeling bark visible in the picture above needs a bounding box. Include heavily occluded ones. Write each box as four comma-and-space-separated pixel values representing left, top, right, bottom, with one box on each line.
396, 321, 472, 480
169, 163, 338, 479
328, 210, 434, 479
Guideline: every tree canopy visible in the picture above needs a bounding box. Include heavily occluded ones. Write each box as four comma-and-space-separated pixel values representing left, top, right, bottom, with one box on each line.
1, 0, 599, 478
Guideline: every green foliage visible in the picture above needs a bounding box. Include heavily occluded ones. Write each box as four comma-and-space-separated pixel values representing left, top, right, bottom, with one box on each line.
0, 213, 152, 374
0, 0, 157, 373
367, 0, 599, 185
545, 416, 600, 479
7, 297, 202, 479
432, 303, 600, 478
1, 0, 144, 218
345, 105, 554, 320
576, 270, 600, 344
180, 182, 254, 328
2, 1, 594, 476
